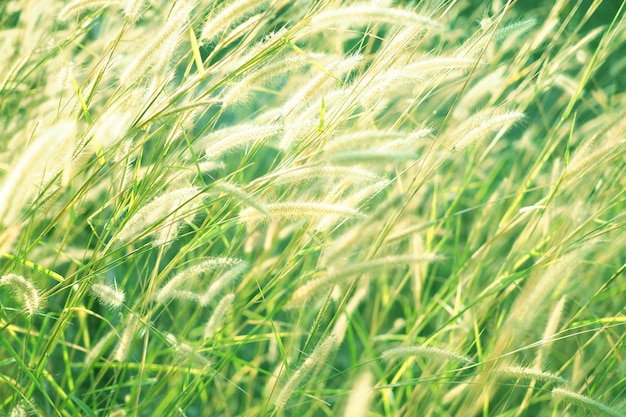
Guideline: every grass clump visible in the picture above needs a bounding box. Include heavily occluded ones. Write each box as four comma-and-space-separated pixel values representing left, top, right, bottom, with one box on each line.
0, 0, 625, 415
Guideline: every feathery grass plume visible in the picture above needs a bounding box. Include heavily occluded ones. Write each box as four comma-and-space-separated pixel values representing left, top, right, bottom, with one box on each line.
274, 335, 337, 410
226, 27, 289, 71
315, 180, 390, 231
287, 254, 441, 308
552, 388, 625, 417
535, 296, 566, 369
203, 293, 235, 339
325, 130, 408, 152
405, 57, 478, 75
91, 107, 135, 151
211, 181, 268, 215
562, 138, 626, 183
358, 70, 425, 108
220, 55, 316, 107
124, 0, 148, 19
58, 61, 75, 93
310, 4, 444, 31
0, 274, 41, 316
453, 111, 524, 151
114, 186, 202, 244
256, 165, 382, 185
57, 0, 119, 21
114, 314, 140, 362
197, 160, 226, 173
495, 365, 567, 385
328, 149, 420, 164
288, 87, 353, 128
491, 17, 537, 41
173, 342, 212, 371
331, 285, 368, 345
203, 124, 281, 160
199, 0, 269, 44
379, 129, 433, 151
342, 371, 374, 417
120, 1, 189, 86
339, 180, 390, 208
458, 17, 536, 59
279, 54, 363, 119
85, 330, 116, 368
89, 282, 125, 309
0, 121, 76, 227
381, 345, 473, 365
156, 258, 246, 305
239, 202, 362, 228
198, 261, 247, 306
8, 404, 29, 417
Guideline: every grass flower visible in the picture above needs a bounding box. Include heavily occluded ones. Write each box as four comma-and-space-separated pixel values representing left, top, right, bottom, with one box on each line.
0, 274, 41, 316
381, 345, 473, 365
90, 282, 125, 309
552, 388, 625, 417
1, 1, 624, 415
274, 335, 337, 410
203, 293, 235, 338
114, 186, 202, 245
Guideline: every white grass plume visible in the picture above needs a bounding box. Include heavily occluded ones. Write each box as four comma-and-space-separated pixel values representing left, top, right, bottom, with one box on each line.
239, 202, 362, 228
274, 335, 337, 410
256, 165, 382, 185
552, 388, 625, 417
203, 293, 235, 338
535, 296, 566, 369
203, 124, 281, 160
315, 180, 390, 231
114, 314, 140, 362
120, 1, 190, 86
381, 345, 473, 365
85, 330, 116, 367
496, 365, 567, 385
90, 282, 125, 309
8, 405, 27, 417
0, 274, 41, 316
200, 0, 270, 44
453, 111, 524, 151
310, 4, 444, 31
342, 371, 374, 417
279, 54, 363, 119
58, 0, 119, 21
220, 55, 315, 107
211, 181, 268, 215
115, 186, 202, 245
287, 254, 441, 307
124, 0, 148, 19
325, 130, 408, 153
0, 121, 76, 227
563, 137, 626, 183
328, 149, 420, 164
156, 258, 246, 305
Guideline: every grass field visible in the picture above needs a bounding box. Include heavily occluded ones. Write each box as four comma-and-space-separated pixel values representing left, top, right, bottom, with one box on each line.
1, 0, 625, 416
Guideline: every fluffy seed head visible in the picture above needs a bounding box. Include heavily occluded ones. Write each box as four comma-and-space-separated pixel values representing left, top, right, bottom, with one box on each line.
0, 274, 41, 316
381, 345, 473, 365
115, 186, 202, 245
552, 388, 624, 417
274, 335, 337, 410
90, 282, 125, 309
203, 293, 235, 339
156, 258, 246, 305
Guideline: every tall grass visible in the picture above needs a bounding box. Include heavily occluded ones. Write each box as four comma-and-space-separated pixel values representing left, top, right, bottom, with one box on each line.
1, 0, 625, 416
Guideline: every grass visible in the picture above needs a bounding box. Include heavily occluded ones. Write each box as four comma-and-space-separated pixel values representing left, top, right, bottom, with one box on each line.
0, 0, 625, 416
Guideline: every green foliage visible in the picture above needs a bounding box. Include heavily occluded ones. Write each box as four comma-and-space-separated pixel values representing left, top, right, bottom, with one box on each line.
1, 0, 625, 416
